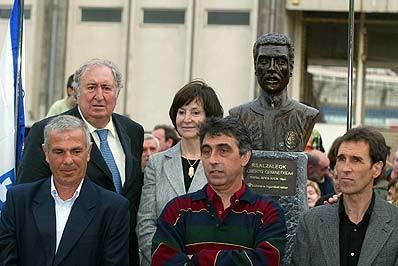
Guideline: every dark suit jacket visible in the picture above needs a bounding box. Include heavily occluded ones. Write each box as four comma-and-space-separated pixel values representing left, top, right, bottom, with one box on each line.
0, 178, 129, 266
17, 106, 144, 265
293, 198, 398, 266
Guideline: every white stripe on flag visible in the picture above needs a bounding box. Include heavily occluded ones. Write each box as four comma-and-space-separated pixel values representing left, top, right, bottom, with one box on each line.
0, 19, 16, 180
0, 0, 24, 210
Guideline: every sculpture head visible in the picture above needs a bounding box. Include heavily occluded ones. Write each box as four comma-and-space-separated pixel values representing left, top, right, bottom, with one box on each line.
253, 33, 294, 94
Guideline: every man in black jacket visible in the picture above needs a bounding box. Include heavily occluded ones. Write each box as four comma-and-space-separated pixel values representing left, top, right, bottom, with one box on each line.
17, 59, 144, 266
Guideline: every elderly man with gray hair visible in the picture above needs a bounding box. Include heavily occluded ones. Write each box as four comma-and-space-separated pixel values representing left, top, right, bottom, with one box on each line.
0, 115, 129, 265
17, 59, 144, 265
141, 133, 160, 171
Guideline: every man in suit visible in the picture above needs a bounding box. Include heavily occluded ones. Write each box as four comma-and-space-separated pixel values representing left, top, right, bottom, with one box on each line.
17, 59, 144, 265
293, 127, 398, 266
0, 115, 129, 265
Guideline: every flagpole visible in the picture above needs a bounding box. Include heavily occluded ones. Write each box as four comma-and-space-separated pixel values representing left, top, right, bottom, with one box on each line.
346, 0, 354, 131
15, 0, 24, 168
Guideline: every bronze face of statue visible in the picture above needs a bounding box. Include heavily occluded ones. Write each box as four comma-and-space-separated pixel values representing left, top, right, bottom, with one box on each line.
255, 45, 291, 94
229, 33, 319, 152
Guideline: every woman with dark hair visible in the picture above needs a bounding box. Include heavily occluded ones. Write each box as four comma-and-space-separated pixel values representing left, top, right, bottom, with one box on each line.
137, 80, 223, 265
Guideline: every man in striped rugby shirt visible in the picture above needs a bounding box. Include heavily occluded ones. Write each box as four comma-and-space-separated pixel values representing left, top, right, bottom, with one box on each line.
151, 116, 286, 266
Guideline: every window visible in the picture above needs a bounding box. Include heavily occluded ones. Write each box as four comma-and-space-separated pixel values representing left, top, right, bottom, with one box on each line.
304, 22, 354, 124
0, 7, 31, 19
143, 9, 185, 24
81, 7, 122, 22
304, 16, 398, 127
207, 11, 250, 26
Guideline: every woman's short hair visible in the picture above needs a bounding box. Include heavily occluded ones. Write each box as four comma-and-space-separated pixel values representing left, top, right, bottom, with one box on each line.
169, 80, 223, 129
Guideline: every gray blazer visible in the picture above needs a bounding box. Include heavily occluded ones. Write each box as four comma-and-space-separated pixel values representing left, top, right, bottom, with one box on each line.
293, 198, 398, 266
136, 143, 207, 266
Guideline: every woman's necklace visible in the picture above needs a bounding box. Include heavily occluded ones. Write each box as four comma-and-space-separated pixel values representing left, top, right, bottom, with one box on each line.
181, 142, 200, 178
186, 158, 199, 178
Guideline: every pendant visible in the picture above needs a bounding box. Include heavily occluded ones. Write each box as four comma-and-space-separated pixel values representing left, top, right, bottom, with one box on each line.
188, 166, 194, 178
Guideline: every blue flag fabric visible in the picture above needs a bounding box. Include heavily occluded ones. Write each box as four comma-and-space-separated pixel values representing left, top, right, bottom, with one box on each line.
0, 0, 25, 211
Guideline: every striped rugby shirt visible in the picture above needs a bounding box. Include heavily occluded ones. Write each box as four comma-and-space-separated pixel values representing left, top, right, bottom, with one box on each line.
151, 183, 287, 266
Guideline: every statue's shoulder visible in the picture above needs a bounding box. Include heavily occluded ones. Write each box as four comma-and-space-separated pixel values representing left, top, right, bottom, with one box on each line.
229, 100, 258, 116
291, 100, 319, 118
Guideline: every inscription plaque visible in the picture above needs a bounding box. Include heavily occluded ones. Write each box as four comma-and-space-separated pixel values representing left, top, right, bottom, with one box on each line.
246, 158, 297, 196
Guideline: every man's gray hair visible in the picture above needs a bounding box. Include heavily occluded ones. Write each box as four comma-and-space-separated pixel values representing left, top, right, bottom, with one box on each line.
144, 133, 160, 149
43, 115, 91, 151
72, 59, 123, 97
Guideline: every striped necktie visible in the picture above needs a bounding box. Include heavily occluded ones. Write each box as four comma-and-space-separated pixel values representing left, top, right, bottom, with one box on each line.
96, 129, 122, 193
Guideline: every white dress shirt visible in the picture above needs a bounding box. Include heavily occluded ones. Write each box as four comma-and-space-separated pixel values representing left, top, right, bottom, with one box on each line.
78, 107, 126, 186
51, 177, 83, 253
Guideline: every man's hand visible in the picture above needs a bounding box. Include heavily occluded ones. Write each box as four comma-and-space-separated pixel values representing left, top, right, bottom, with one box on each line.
323, 193, 341, 205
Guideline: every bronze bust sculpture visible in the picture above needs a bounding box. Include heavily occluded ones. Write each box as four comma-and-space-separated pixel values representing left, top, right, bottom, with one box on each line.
229, 33, 319, 152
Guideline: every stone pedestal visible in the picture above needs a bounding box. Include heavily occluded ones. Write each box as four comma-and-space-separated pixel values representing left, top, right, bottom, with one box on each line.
245, 150, 308, 266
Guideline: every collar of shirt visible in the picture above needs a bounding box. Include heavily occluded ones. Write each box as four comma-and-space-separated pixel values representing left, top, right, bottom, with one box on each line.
338, 191, 376, 220
77, 106, 116, 138
258, 89, 290, 109
206, 181, 246, 219
206, 181, 247, 204
50, 176, 84, 202
192, 182, 257, 204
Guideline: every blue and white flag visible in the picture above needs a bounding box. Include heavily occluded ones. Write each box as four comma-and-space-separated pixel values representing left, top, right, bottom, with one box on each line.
0, 0, 25, 210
